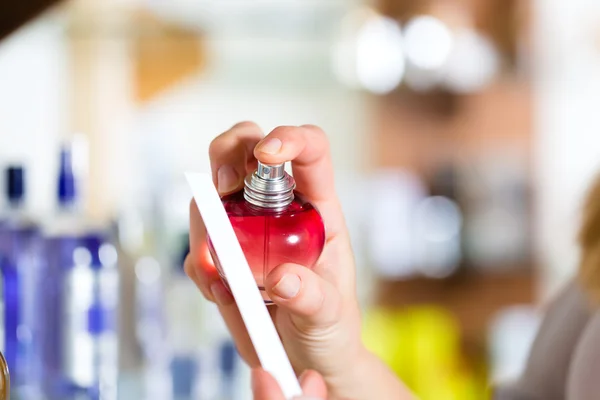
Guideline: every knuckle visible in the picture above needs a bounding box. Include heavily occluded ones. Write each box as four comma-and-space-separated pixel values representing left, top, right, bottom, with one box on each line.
208, 131, 233, 157
183, 254, 195, 278
305, 289, 327, 317
301, 124, 330, 148
200, 288, 216, 303
269, 125, 297, 138
208, 135, 221, 157
300, 124, 325, 134
231, 120, 260, 130
210, 122, 263, 159
196, 286, 216, 304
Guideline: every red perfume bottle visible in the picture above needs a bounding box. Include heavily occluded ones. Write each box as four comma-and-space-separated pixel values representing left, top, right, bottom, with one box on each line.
208, 162, 325, 303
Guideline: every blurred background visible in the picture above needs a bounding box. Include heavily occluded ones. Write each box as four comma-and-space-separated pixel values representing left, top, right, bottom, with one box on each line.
1, 0, 600, 399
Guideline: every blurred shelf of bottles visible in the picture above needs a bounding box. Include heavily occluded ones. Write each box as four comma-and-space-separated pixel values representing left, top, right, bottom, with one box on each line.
0, 136, 249, 400
361, 151, 538, 398
361, 160, 533, 281
355, 157, 537, 399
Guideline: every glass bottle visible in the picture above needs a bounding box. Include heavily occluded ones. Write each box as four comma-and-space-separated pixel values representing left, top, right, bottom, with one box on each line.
41, 138, 119, 399
208, 162, 325, 303
0, 165, 43, 397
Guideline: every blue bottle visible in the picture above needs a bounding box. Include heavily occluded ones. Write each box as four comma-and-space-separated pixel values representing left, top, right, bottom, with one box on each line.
218, 340, 238, 400
41, 141, 119, 400
0, 165, 43, 396
170, 356, 198, 400
168, 240, 200, 400
64, 233, 119, 400
40, 142, 84, 397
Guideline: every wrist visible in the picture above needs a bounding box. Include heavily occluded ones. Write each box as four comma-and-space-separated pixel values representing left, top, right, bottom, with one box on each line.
325, 345, 414, 400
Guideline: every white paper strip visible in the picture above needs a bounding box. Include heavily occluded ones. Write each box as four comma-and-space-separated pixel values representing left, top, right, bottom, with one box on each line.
185, 172, 302, 399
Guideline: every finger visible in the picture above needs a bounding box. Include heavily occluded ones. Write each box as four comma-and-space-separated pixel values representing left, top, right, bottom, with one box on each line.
188, 200, 221, 302
251, 369, 285, 400
251, 369, 326, 400
190, 122, 267, 367
186, 219, 260, 366
211, 280, 260, 366
192, 121, 263, 271
254, 125, 334, 202
209, 121, 264, 195
265, 263, 343, 328
183, 253, 215, 302
254, 125, 347, 239
299, 370, 328, 399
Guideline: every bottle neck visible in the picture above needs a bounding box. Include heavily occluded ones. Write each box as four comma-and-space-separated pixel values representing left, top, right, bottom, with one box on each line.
57, 198, 82, 216
3, 198, 27, 223
7, 198, 24, 212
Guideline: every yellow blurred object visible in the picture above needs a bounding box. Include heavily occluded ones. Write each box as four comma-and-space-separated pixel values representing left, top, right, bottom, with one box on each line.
363, 305, 488, 400
132, 11, 205, 102
363, 307, 416, 387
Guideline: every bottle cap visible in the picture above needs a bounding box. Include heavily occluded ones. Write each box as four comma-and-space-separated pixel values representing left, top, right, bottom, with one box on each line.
6, 165, 24, 203
244, 161, 295, 209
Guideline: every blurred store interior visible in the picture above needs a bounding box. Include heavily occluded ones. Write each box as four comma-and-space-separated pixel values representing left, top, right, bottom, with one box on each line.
1, 0, 600, 399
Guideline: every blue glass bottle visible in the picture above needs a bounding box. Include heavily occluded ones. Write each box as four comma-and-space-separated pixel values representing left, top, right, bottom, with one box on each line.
218, 340, 238, 400
0, 166, 43, 396
63, 234, 119, 400
168, 240, 202, 400
41, 141, 119, 400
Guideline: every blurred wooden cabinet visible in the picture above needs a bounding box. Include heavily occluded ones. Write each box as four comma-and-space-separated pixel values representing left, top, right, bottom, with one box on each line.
132, 12, 205, 103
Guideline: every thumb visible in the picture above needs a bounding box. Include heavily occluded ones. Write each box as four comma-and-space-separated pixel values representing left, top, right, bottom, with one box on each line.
251, 368, 326, 400
265, 263, 342, 328
298, 370, 328, 399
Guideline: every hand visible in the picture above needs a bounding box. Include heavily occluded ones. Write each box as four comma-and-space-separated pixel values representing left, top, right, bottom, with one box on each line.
252, 368, 327, 400
187, 122, 413, 400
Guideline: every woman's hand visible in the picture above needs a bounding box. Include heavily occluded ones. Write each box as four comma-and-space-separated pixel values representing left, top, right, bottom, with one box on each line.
187, 122, 412, 400
252, 369, 327, 400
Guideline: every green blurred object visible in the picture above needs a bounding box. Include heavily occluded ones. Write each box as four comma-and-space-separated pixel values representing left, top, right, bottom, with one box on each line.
363, 305, 489, 400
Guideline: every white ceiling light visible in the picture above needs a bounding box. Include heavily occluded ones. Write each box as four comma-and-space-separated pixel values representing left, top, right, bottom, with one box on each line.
333, 10, 405, 94
404, 15, 453, 71
355, 16, 405, 94
442, 29, 500, 93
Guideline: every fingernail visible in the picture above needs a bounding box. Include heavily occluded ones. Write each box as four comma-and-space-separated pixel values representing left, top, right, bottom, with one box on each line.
217, 165, 239, 193
211, 281, 233, 306
272, 274, 301, 299
257, 138, 282, 154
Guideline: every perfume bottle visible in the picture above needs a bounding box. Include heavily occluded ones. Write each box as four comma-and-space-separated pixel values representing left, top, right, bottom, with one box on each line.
208, 162, 325, 303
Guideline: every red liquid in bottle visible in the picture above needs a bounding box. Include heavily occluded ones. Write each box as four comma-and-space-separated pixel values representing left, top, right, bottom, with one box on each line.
208, 190, 325, 303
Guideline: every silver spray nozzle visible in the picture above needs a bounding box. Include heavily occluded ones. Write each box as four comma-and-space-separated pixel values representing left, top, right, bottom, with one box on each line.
244, 161, 295, 209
